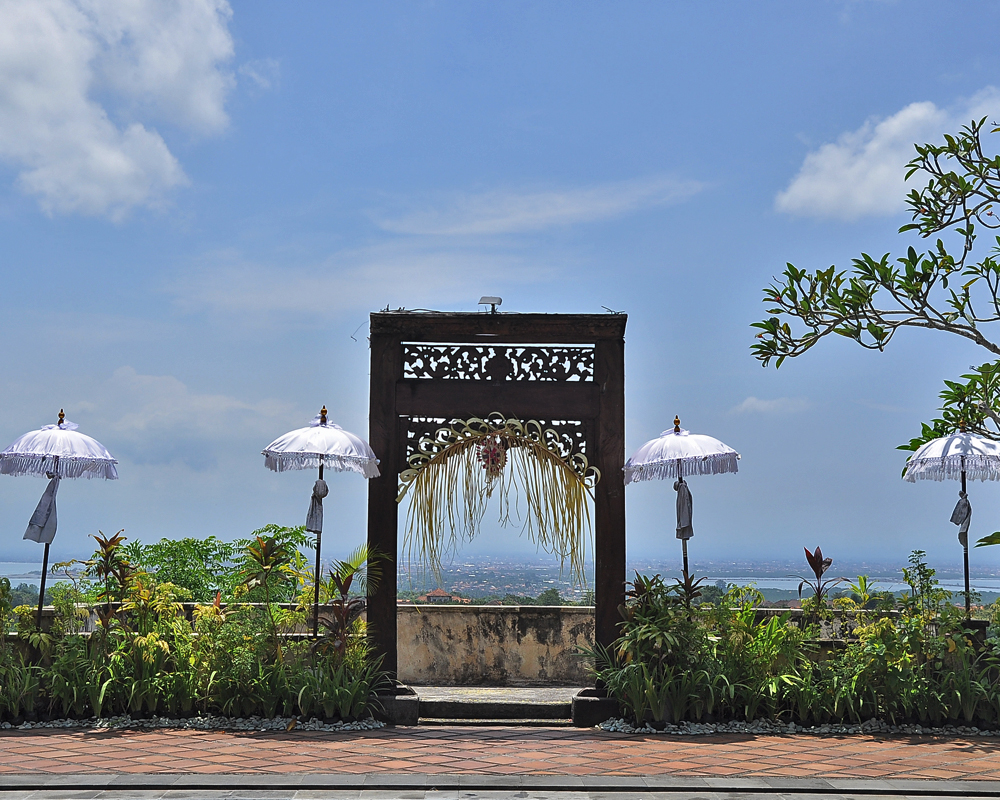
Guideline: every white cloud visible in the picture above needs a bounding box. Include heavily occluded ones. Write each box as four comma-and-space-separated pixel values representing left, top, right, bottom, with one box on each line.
90, 366, 293, 469
730, 396, 810, 414
173, 175, 703, 320
0, 0, 234, 218
239, 58, 280, 91
776, 88, 1000, 220
377, 176, 705, 236
172, 241, 560, 318
91, 0, 235, 135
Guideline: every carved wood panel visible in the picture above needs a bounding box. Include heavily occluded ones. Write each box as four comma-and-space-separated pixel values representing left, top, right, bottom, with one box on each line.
403, 416, 589, 464
403, 345, 594, 382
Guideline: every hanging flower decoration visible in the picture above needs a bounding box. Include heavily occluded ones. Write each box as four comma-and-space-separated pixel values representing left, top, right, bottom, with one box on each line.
477, 434, 507, 478
397, 413, 599, 584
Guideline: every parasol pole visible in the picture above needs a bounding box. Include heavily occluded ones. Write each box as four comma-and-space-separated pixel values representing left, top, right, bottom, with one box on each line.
313, 406, 327, 640
35, 452, 58, 629
962, 457, 971, 619
677, 455, 689, 578
36, 544, 50, 630
314, 459, 323, 640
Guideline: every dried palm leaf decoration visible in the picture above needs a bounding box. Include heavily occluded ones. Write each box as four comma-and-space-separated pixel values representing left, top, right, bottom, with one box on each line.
397, 414, 600, 584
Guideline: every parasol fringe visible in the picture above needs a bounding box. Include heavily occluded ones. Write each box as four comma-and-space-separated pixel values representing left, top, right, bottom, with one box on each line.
0, 455, 118, 480
904, 455, 1000, 483
263, 451, 380, 478
624, 451, 739, 485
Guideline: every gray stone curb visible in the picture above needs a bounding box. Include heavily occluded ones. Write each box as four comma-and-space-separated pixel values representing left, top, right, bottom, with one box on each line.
1, 774, 999, 796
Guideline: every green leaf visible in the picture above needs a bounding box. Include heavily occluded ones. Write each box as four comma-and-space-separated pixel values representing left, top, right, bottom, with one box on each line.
975, 531, 1000, 548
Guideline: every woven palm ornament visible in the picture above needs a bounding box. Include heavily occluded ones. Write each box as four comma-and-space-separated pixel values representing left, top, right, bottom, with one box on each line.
397, 414, 599, 583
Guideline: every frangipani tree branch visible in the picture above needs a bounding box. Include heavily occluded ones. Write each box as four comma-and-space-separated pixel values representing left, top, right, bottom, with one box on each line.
902, 118, 1000, 261
752, 246, 1000, 367
897, 362, 1000, 452
753, 118, 1000, 368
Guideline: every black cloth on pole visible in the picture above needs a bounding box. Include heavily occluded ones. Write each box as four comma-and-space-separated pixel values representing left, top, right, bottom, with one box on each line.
24, 475, 59, 544
306, 478, 329, 534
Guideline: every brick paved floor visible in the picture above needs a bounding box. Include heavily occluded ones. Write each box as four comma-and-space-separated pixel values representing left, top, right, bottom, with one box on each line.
0, 727, 999, 780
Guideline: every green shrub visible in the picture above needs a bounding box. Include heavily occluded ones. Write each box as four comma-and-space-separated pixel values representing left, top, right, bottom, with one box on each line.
593, 551, 1000, 728
0, 527, 385, 723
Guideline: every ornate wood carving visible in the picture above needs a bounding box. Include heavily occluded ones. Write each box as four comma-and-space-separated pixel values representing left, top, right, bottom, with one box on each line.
404, 416, 588, 465
403, 345, 594, 382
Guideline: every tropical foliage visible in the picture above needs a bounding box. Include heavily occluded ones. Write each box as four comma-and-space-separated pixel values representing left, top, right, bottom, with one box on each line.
752, 118, 1000, 451
594, 550, 1000, 729
0, 527, 387, 723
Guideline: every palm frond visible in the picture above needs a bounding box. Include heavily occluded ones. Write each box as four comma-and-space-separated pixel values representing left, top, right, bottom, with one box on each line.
397, 415, 599, 584
330, 543, 382, 597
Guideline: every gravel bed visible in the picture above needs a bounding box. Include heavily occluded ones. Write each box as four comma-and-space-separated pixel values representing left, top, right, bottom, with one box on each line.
598, 717, 999, 737
0, 715, 384, 732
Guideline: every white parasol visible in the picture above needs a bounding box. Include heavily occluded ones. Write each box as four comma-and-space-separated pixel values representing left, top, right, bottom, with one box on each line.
902, 431, 1000, 618
0, 417, 118, 480
263, 415, 380, 478
902, 432, 1000, 483
624, 416, 740, 576
0, 410, 118, 625
262, 407, 379, 638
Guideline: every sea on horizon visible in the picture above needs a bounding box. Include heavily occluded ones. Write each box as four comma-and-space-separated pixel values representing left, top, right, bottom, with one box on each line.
4, 557, 1000, 598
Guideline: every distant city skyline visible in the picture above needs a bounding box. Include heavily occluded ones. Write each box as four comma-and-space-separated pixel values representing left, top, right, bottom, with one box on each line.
5, 552, 1000, 596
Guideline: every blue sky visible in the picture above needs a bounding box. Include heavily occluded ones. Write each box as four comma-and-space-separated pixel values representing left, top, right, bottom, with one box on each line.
3, 1, 1000, 577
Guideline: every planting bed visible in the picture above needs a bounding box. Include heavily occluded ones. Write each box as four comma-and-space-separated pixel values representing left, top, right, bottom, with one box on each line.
0, 713, 384, 732
599, 715, 1000, 737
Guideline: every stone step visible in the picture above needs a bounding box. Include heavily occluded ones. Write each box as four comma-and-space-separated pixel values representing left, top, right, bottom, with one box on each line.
413, 686, 577, 723
419, 699, 571, 720
419, 717, 574, 727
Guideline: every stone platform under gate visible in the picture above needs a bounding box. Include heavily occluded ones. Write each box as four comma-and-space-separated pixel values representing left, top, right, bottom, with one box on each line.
413, 685, 578, 725
395, 605, 595, 686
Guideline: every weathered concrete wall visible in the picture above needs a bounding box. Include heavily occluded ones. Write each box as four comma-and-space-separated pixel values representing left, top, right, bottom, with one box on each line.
396, 605, 595, 686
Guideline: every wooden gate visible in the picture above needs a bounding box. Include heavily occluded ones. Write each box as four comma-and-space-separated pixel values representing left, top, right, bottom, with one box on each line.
367, 311, 626, 677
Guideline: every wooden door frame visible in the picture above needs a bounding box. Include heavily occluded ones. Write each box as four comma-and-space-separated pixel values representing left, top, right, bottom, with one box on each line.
367, 311, 627, 677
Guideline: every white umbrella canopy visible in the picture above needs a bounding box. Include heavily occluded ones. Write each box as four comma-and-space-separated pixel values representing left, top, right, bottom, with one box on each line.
0, 410, 118, 626
624, 422, 740, 484
902, 431, 1000, 618
263, 413, 380, 478
0, 415, 118, 480
624, 416, 740, 578
902, 432, 1000, 483
262, 407, 380, 638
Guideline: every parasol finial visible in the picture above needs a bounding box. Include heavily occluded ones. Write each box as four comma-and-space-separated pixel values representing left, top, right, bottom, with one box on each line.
674, 415, 681, 433
58, 409, 64, 427
320, 406, 328, 426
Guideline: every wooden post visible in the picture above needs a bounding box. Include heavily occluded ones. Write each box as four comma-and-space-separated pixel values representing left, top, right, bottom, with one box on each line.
367, 329, 403, 677
594, 336, 626, 650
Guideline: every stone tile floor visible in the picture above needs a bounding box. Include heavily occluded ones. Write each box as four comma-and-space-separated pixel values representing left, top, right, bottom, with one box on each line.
0, 791, 990, 800
0, 726, 998, 781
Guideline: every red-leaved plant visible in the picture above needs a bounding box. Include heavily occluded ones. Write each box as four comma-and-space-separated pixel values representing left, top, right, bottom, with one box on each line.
796, 546, 843, 610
